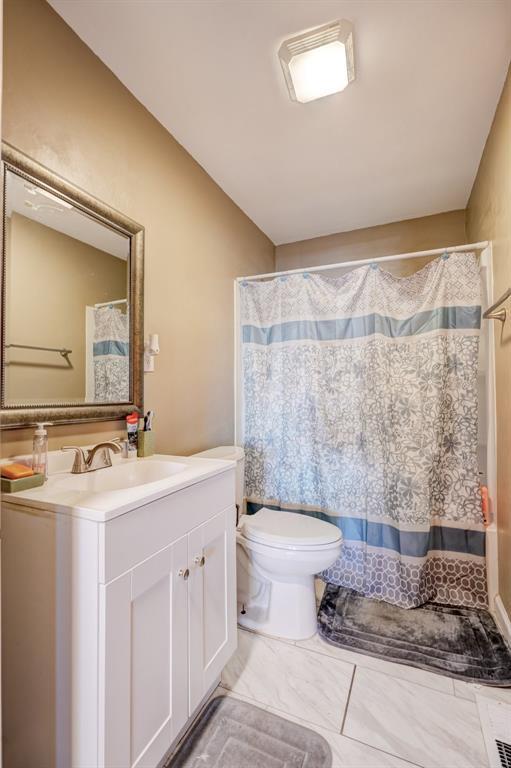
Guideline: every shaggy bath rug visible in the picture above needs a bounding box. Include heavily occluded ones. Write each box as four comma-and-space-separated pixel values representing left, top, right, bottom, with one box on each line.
168, 695, 332, 768
318, 584, 511, 685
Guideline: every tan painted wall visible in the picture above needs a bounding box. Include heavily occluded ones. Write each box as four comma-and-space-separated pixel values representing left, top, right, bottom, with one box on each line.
1, 0, 274, 458
5, 213, 127, 403
466, 66, 511, 615
275, 210, 467, 273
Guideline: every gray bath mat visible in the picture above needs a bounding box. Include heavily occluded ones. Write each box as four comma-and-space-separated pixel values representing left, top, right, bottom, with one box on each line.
168, 695, 332, 767
318, 584, 511, 685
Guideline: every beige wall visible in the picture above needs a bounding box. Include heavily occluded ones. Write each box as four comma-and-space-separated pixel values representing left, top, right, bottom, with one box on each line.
5, 212, 127, 403
466, 66, 511, 615
2, 6, 508, 625
275, 210, 467, 273
1, 0, 274, 457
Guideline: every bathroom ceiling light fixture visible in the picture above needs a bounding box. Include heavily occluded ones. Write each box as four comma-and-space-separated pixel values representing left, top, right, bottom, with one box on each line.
23, 182, 73, 209
24, 200, 67, 214
278, 20, 355, 104
37, 187, 73, 209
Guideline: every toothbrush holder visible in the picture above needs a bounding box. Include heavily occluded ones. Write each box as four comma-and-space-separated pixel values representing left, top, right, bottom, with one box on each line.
137, 431, 154, 458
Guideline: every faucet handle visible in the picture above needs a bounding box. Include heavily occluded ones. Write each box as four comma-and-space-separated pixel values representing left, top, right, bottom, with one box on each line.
61, 446, 87, 473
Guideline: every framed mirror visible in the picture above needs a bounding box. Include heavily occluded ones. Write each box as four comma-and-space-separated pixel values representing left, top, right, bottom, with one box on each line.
0, 143, 144, 428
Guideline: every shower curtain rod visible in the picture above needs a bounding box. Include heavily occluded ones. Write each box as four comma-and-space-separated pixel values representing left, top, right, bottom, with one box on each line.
237, 241, 489, 283
94, 298, 128, 308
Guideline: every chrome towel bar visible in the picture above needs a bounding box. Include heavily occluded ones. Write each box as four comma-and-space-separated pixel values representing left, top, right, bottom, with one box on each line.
6, 343, 72, 359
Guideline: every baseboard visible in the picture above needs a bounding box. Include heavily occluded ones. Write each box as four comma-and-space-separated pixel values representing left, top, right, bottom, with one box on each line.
493, 594, 511, 647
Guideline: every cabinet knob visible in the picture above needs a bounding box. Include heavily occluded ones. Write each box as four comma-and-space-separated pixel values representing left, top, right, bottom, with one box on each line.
178, 568, 190, 580
194, 555, 206, 567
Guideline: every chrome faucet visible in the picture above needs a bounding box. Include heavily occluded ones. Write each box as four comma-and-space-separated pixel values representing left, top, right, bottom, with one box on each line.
62, 439, 122, 473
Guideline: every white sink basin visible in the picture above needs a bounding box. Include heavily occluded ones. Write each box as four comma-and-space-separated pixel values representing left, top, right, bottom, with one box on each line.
51, 459, 188, 493
1, 453, 235, 522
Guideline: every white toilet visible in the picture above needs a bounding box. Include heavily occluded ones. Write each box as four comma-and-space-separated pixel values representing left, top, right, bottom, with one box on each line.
193, 445, 342, 641
237, 508, 341, 640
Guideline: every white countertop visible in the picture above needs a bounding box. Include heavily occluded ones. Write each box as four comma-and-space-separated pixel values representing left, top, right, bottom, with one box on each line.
1, 453, 235, 522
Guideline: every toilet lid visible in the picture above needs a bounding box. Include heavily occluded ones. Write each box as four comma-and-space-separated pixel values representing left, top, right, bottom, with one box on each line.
242, 507, 341, 549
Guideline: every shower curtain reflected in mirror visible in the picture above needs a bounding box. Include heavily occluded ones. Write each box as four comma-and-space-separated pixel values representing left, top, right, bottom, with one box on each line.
241, 253, 487, 609
93, 305, 129, 402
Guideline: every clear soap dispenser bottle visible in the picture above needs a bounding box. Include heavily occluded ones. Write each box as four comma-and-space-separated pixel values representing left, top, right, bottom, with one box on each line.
32, 422, 52, 479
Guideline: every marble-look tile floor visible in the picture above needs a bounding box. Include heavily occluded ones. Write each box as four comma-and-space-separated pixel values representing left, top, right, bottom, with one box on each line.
219, 620, 511, 768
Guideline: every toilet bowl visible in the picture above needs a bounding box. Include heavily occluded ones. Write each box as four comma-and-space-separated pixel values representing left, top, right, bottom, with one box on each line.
191, 446, 342, 641
237, 507, 342, 640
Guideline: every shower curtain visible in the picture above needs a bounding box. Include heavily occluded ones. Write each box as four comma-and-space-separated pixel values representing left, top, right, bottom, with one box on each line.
241, 253, 486, 609
93, 305, 129, 402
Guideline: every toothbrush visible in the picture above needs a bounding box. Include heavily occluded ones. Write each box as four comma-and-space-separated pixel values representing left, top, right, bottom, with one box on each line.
146, 410, 154, 431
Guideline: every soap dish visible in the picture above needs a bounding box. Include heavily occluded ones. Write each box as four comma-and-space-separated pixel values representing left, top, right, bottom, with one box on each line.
1, 473, 45, 493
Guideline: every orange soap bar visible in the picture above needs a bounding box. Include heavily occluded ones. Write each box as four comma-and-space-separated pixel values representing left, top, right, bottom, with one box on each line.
1, 463, 34, 480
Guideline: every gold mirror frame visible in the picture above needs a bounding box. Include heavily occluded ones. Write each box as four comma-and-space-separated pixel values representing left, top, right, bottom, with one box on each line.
0, 143, 144, 428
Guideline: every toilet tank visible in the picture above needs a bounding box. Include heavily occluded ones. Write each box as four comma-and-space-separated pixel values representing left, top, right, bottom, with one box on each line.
192, 445, 245, 511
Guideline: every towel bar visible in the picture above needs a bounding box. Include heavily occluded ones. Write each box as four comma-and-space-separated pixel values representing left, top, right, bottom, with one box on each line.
5, 343, 72, 359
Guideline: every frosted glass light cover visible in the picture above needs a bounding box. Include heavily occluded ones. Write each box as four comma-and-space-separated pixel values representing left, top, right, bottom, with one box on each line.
279, 20, 355, 104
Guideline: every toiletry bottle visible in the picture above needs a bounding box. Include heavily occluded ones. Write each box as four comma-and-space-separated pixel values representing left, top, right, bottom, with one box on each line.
480, 484, 489, 526
126, 412, 139, 459
32, 422, 53, 479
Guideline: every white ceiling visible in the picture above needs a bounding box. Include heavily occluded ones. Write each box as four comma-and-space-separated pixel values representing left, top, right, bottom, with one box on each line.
49, 0, 511, 245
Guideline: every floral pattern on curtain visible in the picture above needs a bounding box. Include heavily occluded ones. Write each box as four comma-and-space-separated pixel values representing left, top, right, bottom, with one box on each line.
241, 253, 486, 609
93, 305, 129, 402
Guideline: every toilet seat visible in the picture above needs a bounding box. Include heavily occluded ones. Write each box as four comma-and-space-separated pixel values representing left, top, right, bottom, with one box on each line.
241, 507, 341, 551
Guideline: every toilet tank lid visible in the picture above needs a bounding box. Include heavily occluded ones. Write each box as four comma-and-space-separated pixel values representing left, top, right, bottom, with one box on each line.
193, 445, 244, 462
242, 507, 341, 548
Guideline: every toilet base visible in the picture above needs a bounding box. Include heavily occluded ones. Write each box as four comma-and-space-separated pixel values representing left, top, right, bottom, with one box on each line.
238, 574, 318, 641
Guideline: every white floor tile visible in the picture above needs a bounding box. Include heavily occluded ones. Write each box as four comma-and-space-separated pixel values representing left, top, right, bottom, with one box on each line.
210, 684, 264, 708
221, 628, 354, 731
264, 705, 419, 768
453, 679, 511, 704
343, 667, 488, 768
296, 632, 454, 695
324, 730, 421, 768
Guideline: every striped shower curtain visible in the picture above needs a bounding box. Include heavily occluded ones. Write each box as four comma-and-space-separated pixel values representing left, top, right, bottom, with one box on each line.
241, 253, 486, 609
93, 305, 129, 402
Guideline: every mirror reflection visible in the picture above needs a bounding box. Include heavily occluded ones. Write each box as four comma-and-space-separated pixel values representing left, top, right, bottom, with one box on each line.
3, 169, 131, 405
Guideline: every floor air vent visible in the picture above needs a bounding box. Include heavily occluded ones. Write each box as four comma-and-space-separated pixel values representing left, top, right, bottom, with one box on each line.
477, 694, 511, 768
496, 741, 511, 768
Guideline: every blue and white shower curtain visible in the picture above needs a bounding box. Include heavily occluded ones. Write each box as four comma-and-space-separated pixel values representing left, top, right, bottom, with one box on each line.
241, 253, 486, 609
93, 306, 129, 402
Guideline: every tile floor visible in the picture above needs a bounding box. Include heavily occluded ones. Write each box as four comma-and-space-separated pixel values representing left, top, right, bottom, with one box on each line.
216, 584, 511, 768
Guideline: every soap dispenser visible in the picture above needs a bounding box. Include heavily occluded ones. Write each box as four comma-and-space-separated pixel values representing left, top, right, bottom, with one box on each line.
32, 422, 53, 479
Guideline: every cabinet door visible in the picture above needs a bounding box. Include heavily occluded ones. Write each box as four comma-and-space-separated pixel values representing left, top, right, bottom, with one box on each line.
98, 535, 189, 768
188, 507, 237, 713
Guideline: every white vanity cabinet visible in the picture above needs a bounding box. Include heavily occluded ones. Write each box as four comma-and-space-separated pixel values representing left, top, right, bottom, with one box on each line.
2, 461, 237, 768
